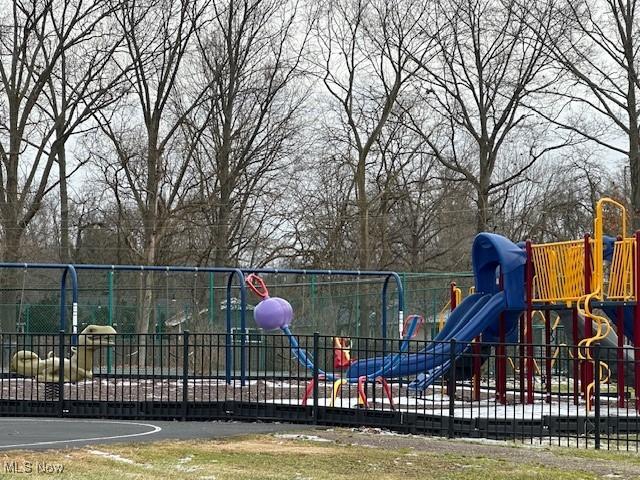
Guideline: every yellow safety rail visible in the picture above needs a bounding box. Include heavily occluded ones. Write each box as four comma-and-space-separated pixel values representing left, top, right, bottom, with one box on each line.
593, 198, 628, 298
506, 311, 558, 376
607, 237, 635, 300
507, 356, 541, 375
531, 310, 561, 331
437, 286, 462, 331
530, 240, 589, 303
530, 197, 634, 303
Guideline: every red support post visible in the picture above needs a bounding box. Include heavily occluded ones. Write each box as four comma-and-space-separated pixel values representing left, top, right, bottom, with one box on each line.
472, 338, 481, 401
497, 311, 506, 404
301, 379, 315, 406
301, 374, 325, 406
617, 305, 625, 408
572, 307, 580, 405
450, 282, 458, 310
544, 310, 552, 403
525, 240, 534, 404
446, 282, 457, 398
583, 233, 593, 401
357, 376, 368, 408
519, 313, 525, 404
634, 231, 640, 412
496, 270, 507, 404
375, 376, 395, 410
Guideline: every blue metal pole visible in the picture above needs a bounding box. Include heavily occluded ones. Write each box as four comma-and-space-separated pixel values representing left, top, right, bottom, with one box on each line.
0, 263, 78, 335
239, 271, 247, 386
220, 268, 246, 384
59, 265, 78, 335
382, 272, 404, 340
208, 272, 215, 330
107, 270, 114, 373
225, 274, 233, 383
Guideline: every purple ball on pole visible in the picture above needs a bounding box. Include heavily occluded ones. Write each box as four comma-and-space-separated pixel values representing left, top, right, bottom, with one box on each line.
253, 296, 293, 330
273, 297, 293, 327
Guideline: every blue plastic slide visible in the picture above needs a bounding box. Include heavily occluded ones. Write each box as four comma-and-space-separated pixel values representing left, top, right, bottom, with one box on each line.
345, 291, 513, 381
280, 232, 527, 388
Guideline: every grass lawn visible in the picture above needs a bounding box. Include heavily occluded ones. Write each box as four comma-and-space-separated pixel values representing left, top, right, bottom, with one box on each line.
1, 429, 639, 479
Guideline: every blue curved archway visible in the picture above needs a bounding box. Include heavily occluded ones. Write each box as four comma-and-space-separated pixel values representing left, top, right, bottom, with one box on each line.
471, 233, 526, 310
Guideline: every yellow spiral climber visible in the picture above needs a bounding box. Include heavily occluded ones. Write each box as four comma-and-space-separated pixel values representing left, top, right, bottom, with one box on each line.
575, 198, 628, 411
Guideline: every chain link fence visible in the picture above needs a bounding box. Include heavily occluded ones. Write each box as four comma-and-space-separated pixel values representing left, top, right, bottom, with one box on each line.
0, 269, 474, 337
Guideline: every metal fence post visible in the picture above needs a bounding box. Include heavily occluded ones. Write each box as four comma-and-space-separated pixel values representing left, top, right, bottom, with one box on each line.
313, 332, 319, 425
58, 330, 65, 417
182, 330, 190, 421
448, 338, 456, 438
593, 344, 601, 450
107, 271, 114, 374
208, 272, 215, 330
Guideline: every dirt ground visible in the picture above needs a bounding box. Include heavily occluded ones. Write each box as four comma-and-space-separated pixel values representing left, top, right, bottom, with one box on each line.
305, 427, 640, 479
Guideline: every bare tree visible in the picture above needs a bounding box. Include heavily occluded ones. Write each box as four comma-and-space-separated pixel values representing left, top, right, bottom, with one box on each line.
289, 158, 356, 268
0, 0, 117, 331
312, 0, 432, 271
489, 151, 608, 242
42, 10, 127, 262
95, 0, 208, 337
385, 152, 471, 270
408, 0, 566, 233
183, 0, 308, 268
0, 0, 114, 263
532, 0, 640, 227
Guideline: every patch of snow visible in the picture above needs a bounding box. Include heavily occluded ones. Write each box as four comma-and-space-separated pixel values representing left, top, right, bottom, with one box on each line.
175, 465, 200, 473
352, 427, 405, 436
87, 449, 143, 466
264, 394, 638, 419
274, 434, 332, 443
117, 381, 138, 387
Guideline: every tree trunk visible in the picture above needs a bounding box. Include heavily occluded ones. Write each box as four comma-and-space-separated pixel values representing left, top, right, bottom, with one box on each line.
629, 125, 640, 231
356, 153, 370, 269
215, 206, 230, 267
0, 132, 22, 332
476, 187, 490, 233
356, 152, 370, 335
57, 130, 71, 263
214, 124, 232, 267
213, 60, 236, 267
476, 147, 491, 233
136, 126, 161, 365
0, 224, 21, 332
626, 65, 640, 230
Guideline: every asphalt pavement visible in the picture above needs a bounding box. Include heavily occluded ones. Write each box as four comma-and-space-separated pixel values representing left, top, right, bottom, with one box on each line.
0, 417, 309, 451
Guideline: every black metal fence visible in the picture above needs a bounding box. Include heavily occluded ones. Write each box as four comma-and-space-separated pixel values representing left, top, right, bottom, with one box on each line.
1, 332, 639, 451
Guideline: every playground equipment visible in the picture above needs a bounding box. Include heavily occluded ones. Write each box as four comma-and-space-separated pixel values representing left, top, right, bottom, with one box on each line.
247, 197, 640, 413
247, 273, 423, 381
10, 324, 117, 382
246, 273, 404, 408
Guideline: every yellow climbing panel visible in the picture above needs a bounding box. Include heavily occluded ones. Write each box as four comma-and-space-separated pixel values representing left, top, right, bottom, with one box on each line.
530, 239, 590, 303
607, 237, 635, 300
